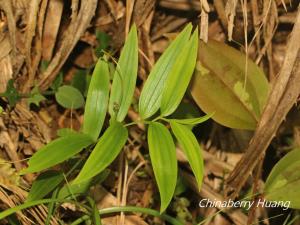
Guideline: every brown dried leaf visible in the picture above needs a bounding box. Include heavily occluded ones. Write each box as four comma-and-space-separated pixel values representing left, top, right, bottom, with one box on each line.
226, 7, 300, 199
42, 0, 64, 61
38, 0, 98, 91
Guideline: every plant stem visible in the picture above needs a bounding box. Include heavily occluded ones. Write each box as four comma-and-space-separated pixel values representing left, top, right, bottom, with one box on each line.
70, 215, 90, 225
124, 121, 138, 127
71, 206, 184, 225
152, 116, 162, 122
0, 199, 183, 225
101, 206, 183, 225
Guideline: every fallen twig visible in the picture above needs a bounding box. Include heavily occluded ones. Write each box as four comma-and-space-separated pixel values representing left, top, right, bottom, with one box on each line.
225, 5, 300, 200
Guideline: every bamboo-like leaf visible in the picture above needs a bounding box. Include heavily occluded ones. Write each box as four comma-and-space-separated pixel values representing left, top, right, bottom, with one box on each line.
160, 29, 199, 116
21, 133, 93, 174
57, 128, 76, 137
139, 24, 193, 119
190, 40, 269, 130
27, 170, 64, 202
73, 122, 128, 184
170, 121, 204, 190
83, 59, 110, 141
58, 169, 110, 199
264, 149, 300, 209
58, 179, 91, 199
148, 122, 177, 212
169, 113, 213, 125
109, 25, 138, 122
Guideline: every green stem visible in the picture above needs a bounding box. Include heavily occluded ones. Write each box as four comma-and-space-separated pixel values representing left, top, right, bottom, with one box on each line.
124, 121, 138, 127
0, 199, 71, 219
159, 117, 170, 123
123, 115, 169, 127
100, 206, 182, 225
45, 188, 59, 225
71, 206, 183, 225
70, 215, 90, 225
125, 119, 153, 127
152, 116, 162, 122
0, 199, 183, 225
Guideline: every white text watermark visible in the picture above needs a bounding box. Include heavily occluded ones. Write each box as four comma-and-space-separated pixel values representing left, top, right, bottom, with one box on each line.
199, 199, 290, 211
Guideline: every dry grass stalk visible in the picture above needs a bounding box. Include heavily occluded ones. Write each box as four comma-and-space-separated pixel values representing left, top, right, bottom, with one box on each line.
199, 0, 209, 42
38, 0, 98, 91
225, 0, 238, 41
226, 5, 300, 200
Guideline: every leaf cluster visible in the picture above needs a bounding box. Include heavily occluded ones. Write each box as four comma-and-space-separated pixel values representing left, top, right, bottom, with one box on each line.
2, 22, 285, 225
20, 24, 205, 216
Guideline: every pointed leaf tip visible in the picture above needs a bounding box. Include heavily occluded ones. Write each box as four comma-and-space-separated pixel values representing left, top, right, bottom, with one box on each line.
148, 122, 177, 212
160, 28, 199, 116
109, 25, 138, 122
22, 133, 93, 174
74, 122, 128, 184
139, 24, 193, 119
170, 121, 204, 190
83, 59, 110, 141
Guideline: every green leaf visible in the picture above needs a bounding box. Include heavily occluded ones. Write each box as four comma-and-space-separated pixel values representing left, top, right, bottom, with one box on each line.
27, 86, 46, 107
58, 179, 91, 199
169, 113, 213, 125
2, 79, 21, 107
87, 197, 102, 225
138, 24, 192, 119
170, 121, 204, 190
83, 59, 110, 141
55, 85, 85, 109
27, 170, 64, 202
21, 133, 93, 174
56, 128, 77, 137
58, 169, 110, 199
93, 206, 102, 225
264, 149, 300, 209
73, 122, 128, 184
45, 188, 59, 225
148, 122, 177, 212
109, 25, 138, 122
27, 93, 46, 107
170, 102, 204, 129
160, 29, 198, 116
190, 40, 269, 130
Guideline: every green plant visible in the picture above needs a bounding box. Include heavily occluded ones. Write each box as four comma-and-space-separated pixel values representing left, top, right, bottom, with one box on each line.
0, 31, 111, 110
264, 148, 300, 209
0, 19, 275, 223
46, 70, 87, 109
0, 73, 86, 109
0, 79, 22, 107
0, 23, 211, 224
